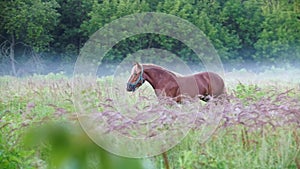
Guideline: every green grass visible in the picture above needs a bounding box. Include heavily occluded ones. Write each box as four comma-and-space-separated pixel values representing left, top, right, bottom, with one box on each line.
0, 71, 300, 169
156, 126, 300, 169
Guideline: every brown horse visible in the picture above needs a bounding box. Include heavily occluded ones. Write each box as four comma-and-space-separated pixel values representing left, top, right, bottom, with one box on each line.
126, 62, 225, 102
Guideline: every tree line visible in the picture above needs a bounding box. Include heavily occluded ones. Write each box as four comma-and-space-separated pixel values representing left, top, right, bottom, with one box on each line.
0, 0, 299, 75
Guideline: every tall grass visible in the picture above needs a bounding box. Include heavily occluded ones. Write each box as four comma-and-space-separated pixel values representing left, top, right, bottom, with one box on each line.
0, 71, 300, 169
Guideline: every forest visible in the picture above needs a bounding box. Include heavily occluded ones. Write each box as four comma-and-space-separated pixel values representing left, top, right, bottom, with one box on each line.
0, 0, 299, 76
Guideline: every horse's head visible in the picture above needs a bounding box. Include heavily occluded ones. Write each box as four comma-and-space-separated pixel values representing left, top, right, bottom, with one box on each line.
126, 62, 145, 92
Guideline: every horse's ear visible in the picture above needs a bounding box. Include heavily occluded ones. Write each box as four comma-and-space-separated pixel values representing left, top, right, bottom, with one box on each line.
132, 61, 139, 66
135, 62, 142, 69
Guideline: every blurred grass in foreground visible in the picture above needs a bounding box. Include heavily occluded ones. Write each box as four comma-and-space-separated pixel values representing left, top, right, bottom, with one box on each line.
23, 122, 146, 169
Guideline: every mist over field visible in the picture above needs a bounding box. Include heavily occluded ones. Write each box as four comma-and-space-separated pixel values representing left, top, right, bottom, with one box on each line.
1, 53, 299, 77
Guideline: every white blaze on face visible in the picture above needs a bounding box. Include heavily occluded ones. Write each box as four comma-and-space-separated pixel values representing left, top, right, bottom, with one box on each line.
135, 64, 141, 73
128, 65, 137, 82
127, 64, 140, 89
131, 64, 139, 76
131, 66, 135, 75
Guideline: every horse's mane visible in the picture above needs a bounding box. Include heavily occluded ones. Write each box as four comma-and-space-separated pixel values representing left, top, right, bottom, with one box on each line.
142, 64, 182, 77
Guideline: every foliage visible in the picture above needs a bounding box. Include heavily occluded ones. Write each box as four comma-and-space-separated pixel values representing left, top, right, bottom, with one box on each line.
254, 0, 300, 64
219, 0, 264, 63
50, 0, 93, 56
0, 0, 60, 52
0, 0, 60, 75
81, 0, 150, 35
0, 0, 299, 75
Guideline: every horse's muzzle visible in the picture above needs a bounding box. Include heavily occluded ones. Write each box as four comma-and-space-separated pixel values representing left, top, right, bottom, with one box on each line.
126, 83, 135, 92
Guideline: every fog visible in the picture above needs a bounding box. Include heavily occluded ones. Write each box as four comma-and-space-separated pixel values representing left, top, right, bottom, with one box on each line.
0, 54, 299, 83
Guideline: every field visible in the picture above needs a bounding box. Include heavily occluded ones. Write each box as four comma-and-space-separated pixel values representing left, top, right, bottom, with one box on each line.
1, 67, 300, 169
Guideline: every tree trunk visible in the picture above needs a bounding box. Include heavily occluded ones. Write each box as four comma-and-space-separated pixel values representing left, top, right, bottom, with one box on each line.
9, 34, 17, 76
